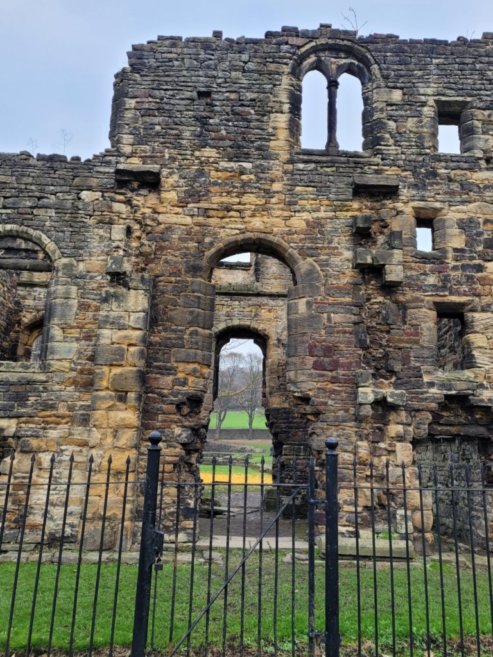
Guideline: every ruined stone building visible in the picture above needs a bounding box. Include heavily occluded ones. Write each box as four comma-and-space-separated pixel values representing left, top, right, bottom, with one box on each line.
1, 24, 493, 544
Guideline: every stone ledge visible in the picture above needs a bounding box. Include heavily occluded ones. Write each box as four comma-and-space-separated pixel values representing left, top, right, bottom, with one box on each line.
0, 361, 43, 373
353, 174, 400, 194
295, 150, 376, 164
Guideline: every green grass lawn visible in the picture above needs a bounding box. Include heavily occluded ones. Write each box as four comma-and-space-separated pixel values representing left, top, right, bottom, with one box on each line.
209, 409, 268, 430
1, 554, 492, 655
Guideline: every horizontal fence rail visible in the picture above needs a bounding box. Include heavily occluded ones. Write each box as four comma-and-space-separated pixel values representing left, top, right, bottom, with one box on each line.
0, 437, 492, 657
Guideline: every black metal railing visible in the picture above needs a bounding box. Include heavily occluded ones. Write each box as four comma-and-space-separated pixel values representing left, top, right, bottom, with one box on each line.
0, 451, 138, 657
0, 436, 492, 657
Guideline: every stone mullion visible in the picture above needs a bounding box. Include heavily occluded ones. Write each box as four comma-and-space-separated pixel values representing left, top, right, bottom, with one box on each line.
326, 78, 339, 153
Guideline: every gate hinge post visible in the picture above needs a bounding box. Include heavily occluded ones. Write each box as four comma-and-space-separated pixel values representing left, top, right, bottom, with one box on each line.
131, 430, 162, 657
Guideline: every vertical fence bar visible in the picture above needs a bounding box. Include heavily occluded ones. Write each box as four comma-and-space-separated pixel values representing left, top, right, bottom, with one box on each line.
88, 456, 113, 657
432, 464, 447, 657
222, 456, 234, 657
109, 456, 131, 657
369, 456, 379, 657
131, 431, 162, 657
239, 455, 250, 657
186, 470, 200, 657
480, 464, 493, 636
0, 453, 14, 552
352, 455, 362, 657
150, 457, 166, 651
465, 465, 481, 657
401, 463, 414, 657
169, 459, 183, 646
290, 458, 297, 657
26, 453, 56, 655
47, 454, 75, 657
450, 464, 465, 657
5, 454, 36, 657
324, 437, 339, 657
273, 457, 281, 657
417, 464, 431, 656
257, 456, 265, 657
385, 459, 397, 657
68, 454, 94, 657
204, 456, 217, 656
308, 456, 316, 657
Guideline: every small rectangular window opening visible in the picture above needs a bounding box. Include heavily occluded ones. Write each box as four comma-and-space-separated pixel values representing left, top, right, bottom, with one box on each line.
197, 90, 212, 101
436, 100, 465, 154
416, 219, 434, 252
438, 123, 461, 154
436, 310, 465, 371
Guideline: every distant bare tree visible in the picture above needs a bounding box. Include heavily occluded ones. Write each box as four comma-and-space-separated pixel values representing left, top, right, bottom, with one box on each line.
214, 350, 264, 438
238, 353, 263, 439
26, 137, 38, 153
214, 351, 245, 437
58, 129, 73, 154
341, 7, 368, 35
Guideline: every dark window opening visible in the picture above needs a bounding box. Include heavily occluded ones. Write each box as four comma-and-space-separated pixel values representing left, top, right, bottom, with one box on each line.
17, 318, 44, 362
416, 219, 434, 251
0, 235, 52, 363
197, 90, 212, 101
0, 433, 15, 462
436, 311, 465, 370
479, 438, 493, 486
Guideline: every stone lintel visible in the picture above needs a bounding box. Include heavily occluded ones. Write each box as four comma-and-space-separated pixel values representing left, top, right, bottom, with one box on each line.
115, 164, 161, 186
352, 174, 400, 195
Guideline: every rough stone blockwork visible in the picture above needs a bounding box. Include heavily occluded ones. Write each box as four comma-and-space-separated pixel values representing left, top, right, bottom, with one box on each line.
1, 25, 493, 548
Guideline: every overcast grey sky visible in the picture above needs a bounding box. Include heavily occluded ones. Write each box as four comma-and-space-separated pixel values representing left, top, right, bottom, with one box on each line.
1, 0, 493, 159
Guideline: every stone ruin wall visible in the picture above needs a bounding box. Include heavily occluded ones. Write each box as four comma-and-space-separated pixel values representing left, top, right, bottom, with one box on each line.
0, 25, 493, 549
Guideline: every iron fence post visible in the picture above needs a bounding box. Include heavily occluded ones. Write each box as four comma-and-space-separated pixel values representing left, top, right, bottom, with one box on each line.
325, 437, 339, 657
131, 431, 163, 657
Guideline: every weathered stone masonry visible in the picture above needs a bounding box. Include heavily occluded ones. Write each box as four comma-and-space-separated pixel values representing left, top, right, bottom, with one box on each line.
1, 25, 493, 547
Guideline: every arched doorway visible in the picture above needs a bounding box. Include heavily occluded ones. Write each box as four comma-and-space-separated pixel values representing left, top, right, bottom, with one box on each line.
207, 244, 317, 488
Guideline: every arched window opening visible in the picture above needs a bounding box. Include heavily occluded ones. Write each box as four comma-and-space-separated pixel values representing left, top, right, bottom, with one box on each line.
212, 251, 293, 291
0, 235, 53, 363
296, 53, 370, 154
212, 337, 267, 441
337, 73, 364, 151
301, 70, 328, 149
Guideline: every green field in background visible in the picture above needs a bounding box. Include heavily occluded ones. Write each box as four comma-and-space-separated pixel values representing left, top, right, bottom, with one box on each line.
209, 409, 268, 430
